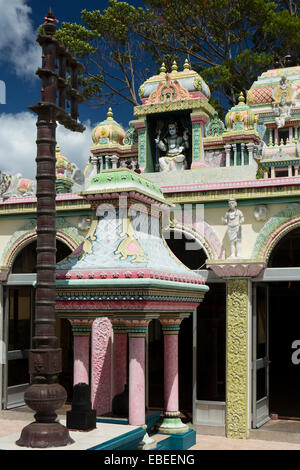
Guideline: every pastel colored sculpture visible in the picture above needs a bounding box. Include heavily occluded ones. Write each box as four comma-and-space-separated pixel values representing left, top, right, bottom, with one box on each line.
155, 122, 189, 172
1, 173, 36, 198
272, 75, 296, 128
115, 217, 147, 263
222, 198, 245, 258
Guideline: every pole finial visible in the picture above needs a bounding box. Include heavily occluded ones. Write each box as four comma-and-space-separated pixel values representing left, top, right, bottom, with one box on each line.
43, 7, 59, 35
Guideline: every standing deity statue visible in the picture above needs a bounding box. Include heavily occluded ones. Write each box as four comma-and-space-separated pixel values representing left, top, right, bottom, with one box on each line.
222, 199, 245, 258
155, 122, 189, 172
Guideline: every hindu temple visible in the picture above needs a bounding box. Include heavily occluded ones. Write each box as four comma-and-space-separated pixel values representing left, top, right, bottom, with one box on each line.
1, 56, 300, 444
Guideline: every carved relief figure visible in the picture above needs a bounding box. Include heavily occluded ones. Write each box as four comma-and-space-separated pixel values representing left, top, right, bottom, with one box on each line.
155, 122, 189, 172
222, 199, 245, 258
115, 217, 146, 263
272, 75, 296, 128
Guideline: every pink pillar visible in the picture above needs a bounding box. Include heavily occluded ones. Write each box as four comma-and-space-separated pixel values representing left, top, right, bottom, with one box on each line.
113, 327, 128, 397
129, 335, 146, 426
164, 333, 179, 412
158, 318, 189, 434
73, 335, 90, 385
69, 319, 92, 385
91, 318, 112, 416
125, 319, 149, 426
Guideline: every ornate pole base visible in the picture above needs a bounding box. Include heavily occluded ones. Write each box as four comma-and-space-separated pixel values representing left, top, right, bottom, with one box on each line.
16, 422, 73, 449
16, 383, 74, 448
157, 412, 189, 434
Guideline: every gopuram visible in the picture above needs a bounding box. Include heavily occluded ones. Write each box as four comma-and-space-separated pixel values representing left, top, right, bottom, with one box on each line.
1, 56, 300, 442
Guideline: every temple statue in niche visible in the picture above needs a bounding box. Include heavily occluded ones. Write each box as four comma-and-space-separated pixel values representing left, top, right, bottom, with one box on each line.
222, 198, 244, 259
155, 121, 189, 172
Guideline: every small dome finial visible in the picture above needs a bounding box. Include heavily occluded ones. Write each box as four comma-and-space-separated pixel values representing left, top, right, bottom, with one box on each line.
171, 60, 178, 72
160, 62, 167, 75
238, 92, 245, 104
107, 107, 114, 120
183, 59, 191, 70
56, 144, 60, 154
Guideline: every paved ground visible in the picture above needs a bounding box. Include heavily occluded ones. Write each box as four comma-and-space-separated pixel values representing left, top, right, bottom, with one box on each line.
1, 407, 300, 450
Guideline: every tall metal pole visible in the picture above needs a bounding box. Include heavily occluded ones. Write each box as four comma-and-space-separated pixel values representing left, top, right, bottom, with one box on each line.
17, 9, 84, 448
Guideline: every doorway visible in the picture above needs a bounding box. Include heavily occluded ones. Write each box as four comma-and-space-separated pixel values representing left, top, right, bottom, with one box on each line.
252, 226, 300, 424
269, 281, 300, 419
4, 286, 34, 408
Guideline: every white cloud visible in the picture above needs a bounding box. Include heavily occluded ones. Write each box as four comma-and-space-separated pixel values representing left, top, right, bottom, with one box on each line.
0, 0, 40, 78
0, 111, 94, 179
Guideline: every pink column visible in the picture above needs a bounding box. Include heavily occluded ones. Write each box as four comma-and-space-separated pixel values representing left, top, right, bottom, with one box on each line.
164, 333, 179, 413
129, 336, 145, 425
91, 318, 113, 416
125, 319, 149, 426
73, 335, 90, 385
158, 318, 189, 434
112, 322, 128, 397
69, 319, 92, 385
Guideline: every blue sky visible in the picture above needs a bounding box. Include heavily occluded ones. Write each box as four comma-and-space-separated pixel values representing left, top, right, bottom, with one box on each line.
0, 0, 146, 179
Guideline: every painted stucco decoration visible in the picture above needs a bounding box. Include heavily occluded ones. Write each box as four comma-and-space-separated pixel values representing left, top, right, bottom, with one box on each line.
252, 203, 300, 260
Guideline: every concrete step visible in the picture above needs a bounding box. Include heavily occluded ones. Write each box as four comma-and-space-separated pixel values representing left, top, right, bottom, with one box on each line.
250, 420, 300, 444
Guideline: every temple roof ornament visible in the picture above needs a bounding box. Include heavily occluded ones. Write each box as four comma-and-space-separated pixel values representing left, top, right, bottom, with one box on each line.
91, 107, 125, 147
138, 60, 211, 102
224, 92, 256, 132
205, 112, 226, 137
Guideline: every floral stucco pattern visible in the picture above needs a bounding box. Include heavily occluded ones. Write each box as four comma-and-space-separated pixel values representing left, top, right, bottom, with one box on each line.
226, 279, 249, 439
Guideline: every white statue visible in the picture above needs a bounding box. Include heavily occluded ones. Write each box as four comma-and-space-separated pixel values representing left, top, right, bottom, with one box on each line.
155, 122, 189, 172
222, 199, 244, 258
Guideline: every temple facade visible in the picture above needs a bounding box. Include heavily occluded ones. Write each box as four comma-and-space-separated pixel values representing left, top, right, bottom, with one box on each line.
1, 59, 300, 440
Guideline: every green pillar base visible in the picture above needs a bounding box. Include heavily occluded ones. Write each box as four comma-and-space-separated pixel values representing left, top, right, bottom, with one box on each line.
157, 415, 189, 434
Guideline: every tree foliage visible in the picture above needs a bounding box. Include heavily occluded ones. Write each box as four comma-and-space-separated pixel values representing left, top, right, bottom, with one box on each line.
54, 0, 300, 112
55, 1, 152, 107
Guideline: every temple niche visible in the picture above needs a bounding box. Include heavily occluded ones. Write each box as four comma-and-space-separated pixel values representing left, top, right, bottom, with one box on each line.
133, 60, 215, 173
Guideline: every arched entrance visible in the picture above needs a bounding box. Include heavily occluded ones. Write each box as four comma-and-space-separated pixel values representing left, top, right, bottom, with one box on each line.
267, 227, 300, 419
147, 229, 218, 420
4, 239, 72, 408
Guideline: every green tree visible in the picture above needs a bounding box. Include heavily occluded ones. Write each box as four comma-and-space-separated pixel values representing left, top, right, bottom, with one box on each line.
55, 1, 152, 107
54, 0, 300, 112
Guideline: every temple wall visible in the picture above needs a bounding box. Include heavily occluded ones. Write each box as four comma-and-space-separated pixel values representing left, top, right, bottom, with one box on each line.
203, 203, 287, 259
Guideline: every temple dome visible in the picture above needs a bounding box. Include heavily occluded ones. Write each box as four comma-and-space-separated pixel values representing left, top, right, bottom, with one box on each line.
247, 65, 300, 106
225, 92, 256, 131
55, 145, 74, 194
56, 145, 72, 174
91, 108, 126, 146
138, 60, 211, 102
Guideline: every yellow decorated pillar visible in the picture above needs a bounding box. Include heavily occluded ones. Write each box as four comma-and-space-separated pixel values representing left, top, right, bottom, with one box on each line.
225, 278, 250, 438
206, 260, 265, 439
